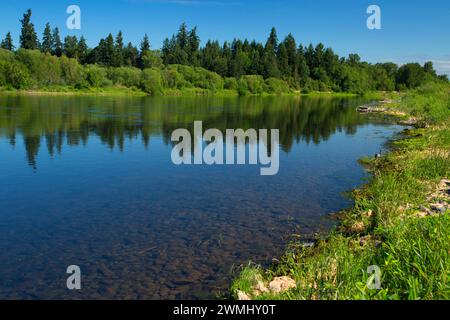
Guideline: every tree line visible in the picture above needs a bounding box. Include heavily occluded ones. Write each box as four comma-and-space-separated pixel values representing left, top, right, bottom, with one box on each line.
1, 9, 448, 94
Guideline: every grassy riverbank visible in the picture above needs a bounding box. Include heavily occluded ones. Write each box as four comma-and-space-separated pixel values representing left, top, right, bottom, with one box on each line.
0, 84, 359, 98
231, 82, 450, 300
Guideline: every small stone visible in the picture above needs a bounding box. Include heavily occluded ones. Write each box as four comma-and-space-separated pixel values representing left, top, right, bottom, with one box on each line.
431, 203, 446, 213
365, 209, 374, 217
350, 221, 366, 233
268, 276, 297, 294
236, 290, 251, 300
252, 281, 269, 296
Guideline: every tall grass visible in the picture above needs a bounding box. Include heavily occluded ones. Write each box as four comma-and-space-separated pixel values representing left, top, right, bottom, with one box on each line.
231, 82, 450, 300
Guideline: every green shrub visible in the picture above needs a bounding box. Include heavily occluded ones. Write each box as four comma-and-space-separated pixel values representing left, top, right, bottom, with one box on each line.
4, 60, 31, 89
161, 66, 187, 89
140, 68, 164, 95
60, 56, 84, 86
264, 77, 291, 94
224, 77, 238, 90
16, 49, 62, 86
107, 67, 141, 87
239, 75, 265, 94
85, 65, 108, 87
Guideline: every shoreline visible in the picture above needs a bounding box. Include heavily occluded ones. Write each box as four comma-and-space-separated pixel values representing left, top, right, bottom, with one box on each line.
230, 85, 449, 300
0, 87, 359, 98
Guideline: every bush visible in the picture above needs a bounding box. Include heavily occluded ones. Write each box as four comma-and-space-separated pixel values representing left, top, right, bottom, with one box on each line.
141, 51, 163, 69
264, 78, 291, 94
85, 65, 108, 87
3, 60, 31, 89
60, 56, 84, 86
16, 49, 62, 86
140, 68, 164, 95
169, 64, 224, 90
239, 75, 265, 94
107, 67, 141, 88
224, 77, 238, 90
161, 67, 186, 89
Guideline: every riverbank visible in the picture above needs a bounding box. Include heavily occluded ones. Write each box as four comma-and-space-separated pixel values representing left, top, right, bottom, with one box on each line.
231, 82, 450, 300
0, 86, 359, 98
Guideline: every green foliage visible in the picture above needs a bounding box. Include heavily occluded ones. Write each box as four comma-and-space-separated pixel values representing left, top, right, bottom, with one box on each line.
4, 11, 449, 95
140, 68, 163, 95
1, 32, 15, 51
231, 86, 450, 300
85, 65, 108, 87
400, 82, 450, 124
238, 75, 265, 95
107, 67, 142, 88
16, 49, 61, 86
396, 63, 426, 90
264, 77, 291, 94
60, 56, 84, 86
19, 9, 39, 50
141, 50, 163, 69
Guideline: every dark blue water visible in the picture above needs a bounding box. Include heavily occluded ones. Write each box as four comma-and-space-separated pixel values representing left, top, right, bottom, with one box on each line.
0, 95, 402, 299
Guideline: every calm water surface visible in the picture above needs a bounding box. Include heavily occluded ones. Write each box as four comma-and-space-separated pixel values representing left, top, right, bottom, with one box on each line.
0, 95, 402, 299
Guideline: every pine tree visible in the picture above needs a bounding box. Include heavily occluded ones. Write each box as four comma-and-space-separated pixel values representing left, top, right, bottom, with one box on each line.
52, 27, 63, 57
114, 31, 124, 67
140, 34, 150, 53
176, 23, 188, 50
297, 45, 310, 85
187, 27, 200, 66
138, 34, 151, 68
19, 9, 39, 49
41, 23, 53, 53
63, 36, 79, 59
124, 42, 139, 67
99, 33, 116, 66
277, 43, 289, 78
77, 36, 88, 64
283, 34, 298, 78
263, 27, 280, 78
1, 32, 14, 51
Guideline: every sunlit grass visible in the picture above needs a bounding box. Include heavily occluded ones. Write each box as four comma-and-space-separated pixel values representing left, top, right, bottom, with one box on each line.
231, 82, 450, 300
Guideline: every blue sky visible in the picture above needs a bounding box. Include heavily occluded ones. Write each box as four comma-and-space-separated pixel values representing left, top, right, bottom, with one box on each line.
1, 0, 449, 75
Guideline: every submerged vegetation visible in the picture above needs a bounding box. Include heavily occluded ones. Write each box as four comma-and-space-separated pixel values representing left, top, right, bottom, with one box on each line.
1, 9, 448, 96
231, 82, 450, 300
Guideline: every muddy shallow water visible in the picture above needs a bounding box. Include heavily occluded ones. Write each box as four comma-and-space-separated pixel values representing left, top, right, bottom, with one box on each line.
0, 95, 402, 299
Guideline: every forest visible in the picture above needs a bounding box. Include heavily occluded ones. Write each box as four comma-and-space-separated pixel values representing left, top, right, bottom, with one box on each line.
0, 9, 448, 95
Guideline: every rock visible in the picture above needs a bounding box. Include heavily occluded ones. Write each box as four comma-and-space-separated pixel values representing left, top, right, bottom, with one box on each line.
365, 209, 374, 217
431, 204, 447, 214
236, 290, 251, 300
350, 221, 366, 233
268, 276, 297, 294
252, 281, 269, 296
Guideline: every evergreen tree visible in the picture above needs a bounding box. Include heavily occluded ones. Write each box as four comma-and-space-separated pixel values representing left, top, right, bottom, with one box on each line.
277, 42, 289, 78
19, 9, 39, 49
52, 27, 63, 57
297, 45, 310, 86
140, 33, 150, 53
41, 23, 53, 53
222, 41, 232, 76
123, 42, 139, 67
102, 34, 116, 66
138, 34, 151, 68
263, 27, 280, 78
283, 34, 298, 78
187, 27, 200, 66
1, 32, 14, 51
77, 36, 88, 64
114, 31, 124, 67
63, 35, 79, 59
176, 23, 188, 50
